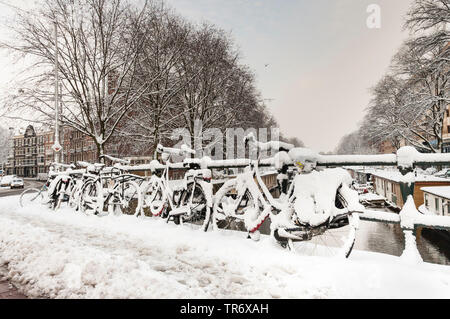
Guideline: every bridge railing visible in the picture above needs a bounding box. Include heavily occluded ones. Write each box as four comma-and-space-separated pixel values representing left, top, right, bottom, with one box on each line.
52, 146, 450, 263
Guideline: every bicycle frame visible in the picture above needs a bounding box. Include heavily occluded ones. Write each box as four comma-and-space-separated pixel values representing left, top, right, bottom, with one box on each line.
214, 160, 282, 235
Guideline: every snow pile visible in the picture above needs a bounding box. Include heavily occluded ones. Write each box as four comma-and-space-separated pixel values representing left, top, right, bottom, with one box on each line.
0, 196, 449, 299
288, 148, 319, 165
420, 186, 450, 200
273, 151, 291, 170
397, 146, 420, 169
399, 196, 420, 230
291, 168, 363, 226
398, 197, 424, 264
417, 204, 434, 215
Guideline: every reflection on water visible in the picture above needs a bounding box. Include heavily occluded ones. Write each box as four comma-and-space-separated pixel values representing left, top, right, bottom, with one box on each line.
355, 219, 450, 265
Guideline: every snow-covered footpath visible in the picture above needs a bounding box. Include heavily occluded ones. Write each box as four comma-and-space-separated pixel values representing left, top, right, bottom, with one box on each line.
0, 196, 449, 299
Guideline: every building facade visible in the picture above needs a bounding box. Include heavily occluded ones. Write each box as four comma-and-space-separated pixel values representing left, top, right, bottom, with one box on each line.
421, 186, 450, 216
6, 125, 50, 178
6, 125, 99, 178
372, 170, 450, 209
62, 126, 98, 164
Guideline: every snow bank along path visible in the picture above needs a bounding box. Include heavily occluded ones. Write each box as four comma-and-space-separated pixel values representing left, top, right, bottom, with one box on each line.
0, 196, 449, 299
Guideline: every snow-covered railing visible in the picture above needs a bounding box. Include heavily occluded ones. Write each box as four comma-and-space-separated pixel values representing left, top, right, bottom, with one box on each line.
360, 209, 400, 224
38, 146, 450, 264
50, 146, 450, 175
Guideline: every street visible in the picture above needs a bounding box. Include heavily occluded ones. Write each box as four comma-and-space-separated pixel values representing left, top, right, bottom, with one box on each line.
0, 179, 44, 198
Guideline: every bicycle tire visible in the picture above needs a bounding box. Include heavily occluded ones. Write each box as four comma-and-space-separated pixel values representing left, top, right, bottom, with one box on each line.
106, 180, 143, 216
176, 181, 211, 231
146, 181, 169, 217
78, 180, 103, 215
286, 192, 358, 258
212, 178, 263, 234
19, 188, 44, 207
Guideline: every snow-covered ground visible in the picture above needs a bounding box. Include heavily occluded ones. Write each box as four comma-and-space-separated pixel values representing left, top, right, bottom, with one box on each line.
0, 196, 449, 299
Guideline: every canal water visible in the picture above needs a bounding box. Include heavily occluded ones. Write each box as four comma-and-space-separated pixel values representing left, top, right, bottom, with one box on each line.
354, 214, 450, 266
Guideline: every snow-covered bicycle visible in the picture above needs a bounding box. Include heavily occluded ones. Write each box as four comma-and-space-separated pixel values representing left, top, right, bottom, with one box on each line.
140, 144, 213, 231
101, 155, 144, 216
212, 134, 363, 258
75, 157, 144, 216
20, 163, 76, 210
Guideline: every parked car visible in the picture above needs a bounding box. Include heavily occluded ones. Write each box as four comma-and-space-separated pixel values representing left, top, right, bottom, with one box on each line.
10, 178, 24, 189
0, 175, 16, 187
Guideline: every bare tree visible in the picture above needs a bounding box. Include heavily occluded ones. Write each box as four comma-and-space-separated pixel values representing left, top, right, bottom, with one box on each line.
361, 75, 411, 151
281, 136, 304, 148
0, 126, 10, 163
405, 0, 450, 53
112, 6, 193, 157
113, 19, 273, 159
391, 40, 450, 152
335, 130, 377, 155
1, 0, 155, 161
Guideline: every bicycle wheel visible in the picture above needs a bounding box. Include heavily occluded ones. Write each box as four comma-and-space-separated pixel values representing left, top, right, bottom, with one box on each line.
69, 180, 82, 209
54, 178, 73, 210
78, 180, 104, 215
106, 180, 143, 216
177, 182, 210, 231
286, 193, 358, 258
146, 181, 168, 217
19, 188, 44, 207
141, 179, 161, 216
212, 179, 265, 236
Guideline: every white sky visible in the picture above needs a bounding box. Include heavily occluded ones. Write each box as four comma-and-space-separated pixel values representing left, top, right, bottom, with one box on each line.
164, 0, 415, 152
0, 0, 415, 152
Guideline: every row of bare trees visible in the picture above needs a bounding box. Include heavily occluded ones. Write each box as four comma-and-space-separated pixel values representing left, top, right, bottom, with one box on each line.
336, 0, 450, 154
1, 0, 297, 161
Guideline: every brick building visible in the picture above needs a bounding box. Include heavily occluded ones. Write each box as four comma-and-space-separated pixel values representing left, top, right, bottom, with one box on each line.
61, 126, 98, 164
6, 125, 50, 177
6, 124, 100, 178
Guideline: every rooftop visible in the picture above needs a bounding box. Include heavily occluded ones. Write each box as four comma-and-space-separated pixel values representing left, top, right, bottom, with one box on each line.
421, 186, 450, 200
368, 169, 450, 183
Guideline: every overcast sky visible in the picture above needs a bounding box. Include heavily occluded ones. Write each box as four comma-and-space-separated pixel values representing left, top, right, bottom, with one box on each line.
0, 0, 415, 152
163, 0, 415, 152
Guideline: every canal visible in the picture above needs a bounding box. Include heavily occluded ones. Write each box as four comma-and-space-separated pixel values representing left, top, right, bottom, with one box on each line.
354, 214, 450, 265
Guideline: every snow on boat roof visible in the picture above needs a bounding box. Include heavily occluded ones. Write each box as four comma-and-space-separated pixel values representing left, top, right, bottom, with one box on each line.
421, 186, 450, 200
370, 169, 450, 183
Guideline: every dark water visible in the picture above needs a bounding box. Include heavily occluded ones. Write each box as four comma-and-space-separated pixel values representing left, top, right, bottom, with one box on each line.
354, 218, 450, 265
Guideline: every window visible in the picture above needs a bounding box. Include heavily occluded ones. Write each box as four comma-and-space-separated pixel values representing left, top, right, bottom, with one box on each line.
392, 194, 397, 205
435, 198, 440, 213
424, 194, 429, 208
442, 199, 446, 216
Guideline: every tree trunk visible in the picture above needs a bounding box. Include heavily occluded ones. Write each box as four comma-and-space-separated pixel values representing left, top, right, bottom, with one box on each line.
97, 143, 105, 163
